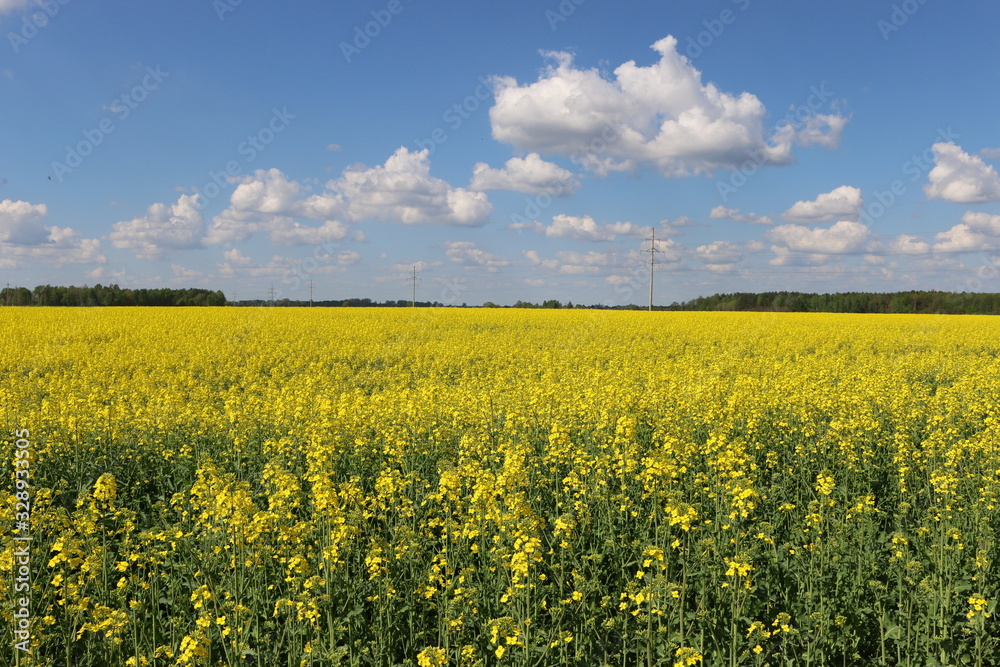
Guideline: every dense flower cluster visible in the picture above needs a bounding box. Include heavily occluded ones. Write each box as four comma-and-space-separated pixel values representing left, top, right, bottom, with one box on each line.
2, 308, 999, 665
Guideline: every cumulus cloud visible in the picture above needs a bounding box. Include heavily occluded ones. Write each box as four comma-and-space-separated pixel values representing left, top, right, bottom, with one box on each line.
660, 215, 697, 236
443, 241, 509, 271
889, 234, 931, 255
207, 148, 489, 245
961, 210, 1000, 235
171, 264, 205, 280
709, 205, 773, 225
335, 147, 492, 226
0, 198, 105, 267
932, 224, 988, 252
470, 153, 579, 196
267, 219, 349, 246
110, 194, 205, 259
0, 198, 50, 244
924, 143, 1000, 203
489, 36, 846, 178
526, 249, 622, 275
337, 250, 361, 265
693, 240, 743, 265
527, 242, 683, 280
767, 220, 870, 263
217, 251, 348, 282
509, 214, 644, 242
926, 209, 1000, 254
782, 186, 863, 223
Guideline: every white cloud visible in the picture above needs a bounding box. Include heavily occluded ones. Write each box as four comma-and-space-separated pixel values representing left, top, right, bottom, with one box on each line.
924, 143, 1000, 203
0, 0, 32, 13
527, 244, 681, 278
223, 248, 255, 267
889, 234, 931, 255
228, 168, 307, 215
470, 153, 579, 196
0, 198, 105, 267
960, 210, 1000, 235
767, 220, 870, 263
932, 224, 988, 253
978, 147, 1000, 160
338, 250, 361, 265
267, 219, 349, 246
709, 205, 773, 225
171, 264, 205, 280
335, 147, 492, 226
509, 214, 645, 242
206, 168, 347, 245
660, 215, 697, 236
782, 186, 863, 223
0, 198, 50, 244
443, 241, 509, 271
208, 149, 486, 245
110, 194, 205, 259
489, 36, 846, 178
217, 252, 347, 283
693, 240, 743, 265
388, 260, 443, 274
792, 113, 849, 150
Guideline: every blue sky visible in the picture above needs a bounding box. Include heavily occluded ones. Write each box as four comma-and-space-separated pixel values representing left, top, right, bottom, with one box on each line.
2, 0, 1000, 306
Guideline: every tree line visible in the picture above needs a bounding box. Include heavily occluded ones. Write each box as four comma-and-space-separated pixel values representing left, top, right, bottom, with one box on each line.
494, 291, 1000, 314
0, 284, 227, 307
667, 290, 1000, 315
4, 286, 1000, 313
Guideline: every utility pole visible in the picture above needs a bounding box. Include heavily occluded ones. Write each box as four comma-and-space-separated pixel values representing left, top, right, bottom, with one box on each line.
309, 279, 314, 307
269, 283, 275, 307
641, 227, 660, 311
406, 266, 420, 306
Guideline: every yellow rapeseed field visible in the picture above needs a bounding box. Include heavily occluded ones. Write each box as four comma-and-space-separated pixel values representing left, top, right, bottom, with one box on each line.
2, 308, 1000, 666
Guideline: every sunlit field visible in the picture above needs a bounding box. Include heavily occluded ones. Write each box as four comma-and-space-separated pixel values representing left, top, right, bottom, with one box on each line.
3, 308, 1000, 666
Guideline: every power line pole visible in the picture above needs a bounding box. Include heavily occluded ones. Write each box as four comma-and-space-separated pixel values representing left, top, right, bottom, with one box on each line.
309, 279, 314, 307
406, 265, 420, 306
269, 283, 275, 307
641, 227, 661, 311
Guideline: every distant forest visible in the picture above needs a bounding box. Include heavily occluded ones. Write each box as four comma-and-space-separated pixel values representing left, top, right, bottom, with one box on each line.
2, 285, 1000, 314
663, 290, 1000, 315
0, 284, 226, 307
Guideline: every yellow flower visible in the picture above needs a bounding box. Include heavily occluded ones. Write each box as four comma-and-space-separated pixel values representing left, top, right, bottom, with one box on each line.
674, 646, 703, 666
417, 646, 448, 666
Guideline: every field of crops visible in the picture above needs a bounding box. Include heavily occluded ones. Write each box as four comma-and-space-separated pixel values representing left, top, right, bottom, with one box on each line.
3, 308, 1000, 666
